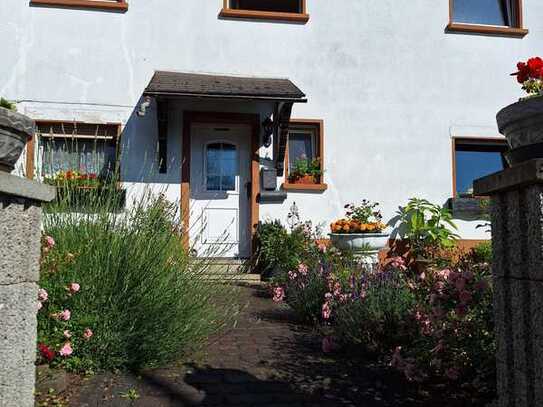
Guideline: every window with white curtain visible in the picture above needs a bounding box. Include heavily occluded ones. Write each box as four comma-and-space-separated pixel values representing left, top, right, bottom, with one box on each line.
36, 122, 119, 178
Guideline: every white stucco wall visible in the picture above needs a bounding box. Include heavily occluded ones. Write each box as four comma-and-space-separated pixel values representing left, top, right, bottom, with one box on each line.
3, 0, 543, 240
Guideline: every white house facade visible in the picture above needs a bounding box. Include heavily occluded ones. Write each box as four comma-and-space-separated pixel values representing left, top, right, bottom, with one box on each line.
2, 0, 541, 258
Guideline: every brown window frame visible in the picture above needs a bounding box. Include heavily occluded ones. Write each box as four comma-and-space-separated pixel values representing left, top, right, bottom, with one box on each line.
446, 0, 528, 37
219, 0, 309, 23
30, 0, 128, 12
26, 120, 122, 180
451, 136, 508, 198
282, 119, 327, 192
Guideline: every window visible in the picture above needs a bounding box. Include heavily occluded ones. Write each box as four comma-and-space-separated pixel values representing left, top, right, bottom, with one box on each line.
283, 119, 327, 191
30, 0, 128, 12
453, 138, 508, 197
35, 122, 120, 179
220, 0, 309, 23
206, 142, 238, 192
447, 0, 527, 37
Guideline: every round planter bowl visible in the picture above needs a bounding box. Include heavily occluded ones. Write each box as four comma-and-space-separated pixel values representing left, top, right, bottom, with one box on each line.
0, 107, 35, 172
329, 232, 390, 252
497, 96, 543, 166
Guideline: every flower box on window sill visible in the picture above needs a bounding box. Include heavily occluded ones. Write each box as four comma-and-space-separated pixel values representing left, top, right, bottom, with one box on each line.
282, 181, 328, 192
52, 185, 126, 213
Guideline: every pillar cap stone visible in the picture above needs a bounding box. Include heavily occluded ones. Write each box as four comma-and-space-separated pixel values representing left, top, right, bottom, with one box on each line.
0, 172, 55, 202
474, 158, 543, 196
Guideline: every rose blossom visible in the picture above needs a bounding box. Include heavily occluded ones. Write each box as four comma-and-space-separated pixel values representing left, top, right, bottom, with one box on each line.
58, 309, 71, 321
298, 263, 308, 276
63, 330, 72, 339
68, 283, 80, 294
83, 328, 93, 340
322, 302, 332, 320
45, 236, 55, 248
272, 287, 285, 303
59, 342, 73, 357
38, 343, 55, 362
38, 288, 48, 302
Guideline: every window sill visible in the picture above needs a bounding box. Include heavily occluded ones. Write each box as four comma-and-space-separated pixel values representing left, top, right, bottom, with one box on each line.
446, 23, 528, 38
30, 0, 128, 12
219, 8, 309, 23
282, 182, 328, 192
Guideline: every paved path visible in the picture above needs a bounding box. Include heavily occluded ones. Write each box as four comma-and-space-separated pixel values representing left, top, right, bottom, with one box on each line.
64, 285, 469, 407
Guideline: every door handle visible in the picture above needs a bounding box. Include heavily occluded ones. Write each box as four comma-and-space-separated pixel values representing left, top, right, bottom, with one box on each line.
246, 181, 252, 200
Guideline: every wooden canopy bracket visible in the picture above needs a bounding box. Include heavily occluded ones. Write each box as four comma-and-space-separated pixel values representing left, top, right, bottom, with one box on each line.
274, 102, 293, 176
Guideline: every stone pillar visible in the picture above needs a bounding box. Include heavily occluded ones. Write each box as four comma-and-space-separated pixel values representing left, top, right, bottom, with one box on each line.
474, 158, 543, 407
0, 172, 55, 407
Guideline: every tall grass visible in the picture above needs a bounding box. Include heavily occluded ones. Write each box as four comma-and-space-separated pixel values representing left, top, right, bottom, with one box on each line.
38, 185, 239, 372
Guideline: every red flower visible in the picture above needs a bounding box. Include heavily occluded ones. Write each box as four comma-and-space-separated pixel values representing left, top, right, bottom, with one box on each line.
65, 171, 73, 180
38, 343, 55, 362
513, 62, 530, 83
527, 57, 543, 79
88, 173, 97, 180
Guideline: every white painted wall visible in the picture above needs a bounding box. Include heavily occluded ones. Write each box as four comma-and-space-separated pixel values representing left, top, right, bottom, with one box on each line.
3, 0, 543, 240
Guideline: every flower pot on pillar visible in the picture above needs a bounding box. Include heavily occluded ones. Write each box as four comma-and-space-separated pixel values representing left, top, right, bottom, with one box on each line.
0, 107, 35, 172
497, 96, 543, 165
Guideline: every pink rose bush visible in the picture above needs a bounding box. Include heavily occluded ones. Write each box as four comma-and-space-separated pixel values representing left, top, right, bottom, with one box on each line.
272, 233, 495, 399
37, 234, 95, 370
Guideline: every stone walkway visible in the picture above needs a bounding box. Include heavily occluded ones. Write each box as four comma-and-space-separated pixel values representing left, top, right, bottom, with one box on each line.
51, 285, 478, 407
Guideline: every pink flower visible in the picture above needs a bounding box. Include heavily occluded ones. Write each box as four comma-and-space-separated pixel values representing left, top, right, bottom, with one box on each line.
59, 342, 73, 357
459, 290, 472, 304
317, 243, 327, 253
83, 328, 93, 340
37, 301, 42, 311
288, 271, 297, 280
63, 330, 72, 339
333, 282, 342, 297
272, 287, 285, 303
445, 367, 460, 381
38, 288, 48, 302
298, 263, 308, 276
45, 236, 55, 248
322, 336, 335, 353
455, 277, 466, 291
322, 302, 332, 320
58, 309, 71, 321
68, 283, 80, 294
437, 269, 451, 280
324, 292, 333, 301
390, 256, 407, 271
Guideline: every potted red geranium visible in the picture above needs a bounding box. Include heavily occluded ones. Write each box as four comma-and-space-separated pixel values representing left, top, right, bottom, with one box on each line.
499, 57, 543, 165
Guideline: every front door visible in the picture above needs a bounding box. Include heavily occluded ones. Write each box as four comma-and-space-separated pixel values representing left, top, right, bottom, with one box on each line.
190, 123, 251, 258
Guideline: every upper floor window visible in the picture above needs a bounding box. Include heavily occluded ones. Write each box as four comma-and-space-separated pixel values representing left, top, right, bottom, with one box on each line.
30, 0, 128, 12
447, 0, 528, 37
220, 0, 309, 23
452, 138, 508, 197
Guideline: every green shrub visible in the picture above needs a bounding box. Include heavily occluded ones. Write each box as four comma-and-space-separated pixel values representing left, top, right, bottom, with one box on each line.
0, 97, 16, 111
37, 188, 237, 372
390, 198, 459, 256
253, 220, 307, 278
472, 241, 493, 264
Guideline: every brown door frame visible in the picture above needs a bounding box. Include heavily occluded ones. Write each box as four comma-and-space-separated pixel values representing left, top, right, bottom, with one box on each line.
181, 111, 261, 256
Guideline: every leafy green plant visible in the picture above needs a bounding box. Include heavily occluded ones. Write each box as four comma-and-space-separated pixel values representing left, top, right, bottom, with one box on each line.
344, 199, 383, 224
0, 97, 16, 111
289, 158, 323, 180
253, 220, 307, 278
38, 188, 238, 371
472, 241, 492, 264
389, 198, 459, 256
